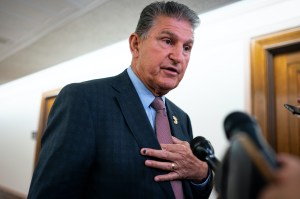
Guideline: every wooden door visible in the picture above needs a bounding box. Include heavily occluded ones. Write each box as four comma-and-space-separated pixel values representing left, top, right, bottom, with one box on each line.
251, 27, 300, 157
274, 50, 300, 155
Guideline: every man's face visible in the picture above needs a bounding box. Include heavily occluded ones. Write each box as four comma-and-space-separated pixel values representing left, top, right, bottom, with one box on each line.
131, 15, 194, 96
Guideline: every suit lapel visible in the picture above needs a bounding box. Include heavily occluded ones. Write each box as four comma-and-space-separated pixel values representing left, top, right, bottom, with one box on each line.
166, 100, 188, 142
111, 71, 175, 199
112, 71, 159, 149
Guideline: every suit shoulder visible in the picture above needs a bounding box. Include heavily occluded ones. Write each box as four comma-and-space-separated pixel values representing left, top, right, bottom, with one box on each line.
59, 71, 127, 96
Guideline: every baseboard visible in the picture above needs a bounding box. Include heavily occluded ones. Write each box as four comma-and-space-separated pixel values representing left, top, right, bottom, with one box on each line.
0, 185, 26, 199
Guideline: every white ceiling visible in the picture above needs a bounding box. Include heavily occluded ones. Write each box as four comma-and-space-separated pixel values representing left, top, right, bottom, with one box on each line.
0, 0, 240, 85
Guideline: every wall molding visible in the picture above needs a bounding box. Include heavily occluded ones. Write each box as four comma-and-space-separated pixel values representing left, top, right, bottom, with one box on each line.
0, 185, 26, 199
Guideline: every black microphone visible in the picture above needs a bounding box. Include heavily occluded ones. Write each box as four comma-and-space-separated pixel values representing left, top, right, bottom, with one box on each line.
223, 111, 278, 168
190, 136, 221, 172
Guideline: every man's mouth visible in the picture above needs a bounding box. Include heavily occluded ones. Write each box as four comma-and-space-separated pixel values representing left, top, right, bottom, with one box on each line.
162, 66, 179, 74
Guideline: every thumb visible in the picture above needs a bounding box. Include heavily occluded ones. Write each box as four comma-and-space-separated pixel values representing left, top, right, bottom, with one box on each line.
172, 136, 183, 144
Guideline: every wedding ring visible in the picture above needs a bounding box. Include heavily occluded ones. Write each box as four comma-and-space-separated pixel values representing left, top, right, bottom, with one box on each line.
171, 163, 175, 171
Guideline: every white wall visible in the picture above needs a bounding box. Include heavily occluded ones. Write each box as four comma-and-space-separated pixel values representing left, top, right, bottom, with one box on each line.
172, 0, 300, 157
0, 0, 300, 196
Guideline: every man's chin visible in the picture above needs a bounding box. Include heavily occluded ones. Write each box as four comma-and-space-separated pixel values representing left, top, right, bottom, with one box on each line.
159, 84, 178, 94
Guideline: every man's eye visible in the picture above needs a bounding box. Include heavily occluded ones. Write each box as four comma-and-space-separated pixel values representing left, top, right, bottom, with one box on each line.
184, 46, 191, 52
163, 39, 172, 45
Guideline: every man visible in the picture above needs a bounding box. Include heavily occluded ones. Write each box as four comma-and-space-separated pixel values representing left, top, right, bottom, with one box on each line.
28, 1, 213, 199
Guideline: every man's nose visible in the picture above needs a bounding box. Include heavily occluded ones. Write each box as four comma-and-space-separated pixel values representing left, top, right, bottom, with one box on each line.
169, 45, 184, 64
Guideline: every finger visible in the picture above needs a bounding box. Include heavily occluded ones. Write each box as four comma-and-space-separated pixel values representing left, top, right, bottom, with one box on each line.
277, 154, 300, 166
172, 136, 183, 143
154, 172, 180, 182
145, 160, 177, 171
171, 136, 189, 146
172, 136, 190, 147
141, 148, 178, 161
257, 185, 282, 199
160, 143, 188, 154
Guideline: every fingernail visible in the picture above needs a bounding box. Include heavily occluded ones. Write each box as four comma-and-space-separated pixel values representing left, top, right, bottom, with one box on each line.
145, 160, 151, 166
142, 149, 147, 154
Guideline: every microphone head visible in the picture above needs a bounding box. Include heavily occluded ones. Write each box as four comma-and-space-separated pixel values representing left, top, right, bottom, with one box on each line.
223, 111, 259, 140
190, 136, 215, 161
223, 111, 279, 169
190, 136, 221, 172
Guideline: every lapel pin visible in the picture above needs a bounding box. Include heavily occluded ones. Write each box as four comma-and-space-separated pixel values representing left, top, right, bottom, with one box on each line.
172, 116, 178, 124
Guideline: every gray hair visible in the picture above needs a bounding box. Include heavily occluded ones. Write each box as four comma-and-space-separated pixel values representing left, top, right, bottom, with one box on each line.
135, 1, 200, 39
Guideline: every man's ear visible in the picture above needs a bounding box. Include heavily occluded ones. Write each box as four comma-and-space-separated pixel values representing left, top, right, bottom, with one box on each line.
129, 33, 140, 57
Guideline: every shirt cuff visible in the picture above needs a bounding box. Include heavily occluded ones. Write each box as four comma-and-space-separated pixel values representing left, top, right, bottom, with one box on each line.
190, 167, 212, 190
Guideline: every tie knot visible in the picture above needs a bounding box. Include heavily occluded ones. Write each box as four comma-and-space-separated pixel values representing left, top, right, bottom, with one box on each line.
151, 97, 165, 111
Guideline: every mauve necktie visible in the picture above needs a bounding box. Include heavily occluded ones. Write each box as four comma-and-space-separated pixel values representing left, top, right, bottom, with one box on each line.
151, 97, 184, 199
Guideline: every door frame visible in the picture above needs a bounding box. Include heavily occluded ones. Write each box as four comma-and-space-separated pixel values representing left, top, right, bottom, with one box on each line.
33, 88, 60, 169
250, 27, 300, 148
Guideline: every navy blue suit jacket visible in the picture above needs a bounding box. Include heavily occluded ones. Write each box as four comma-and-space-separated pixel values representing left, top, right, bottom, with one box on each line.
28, 70, 213, 199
